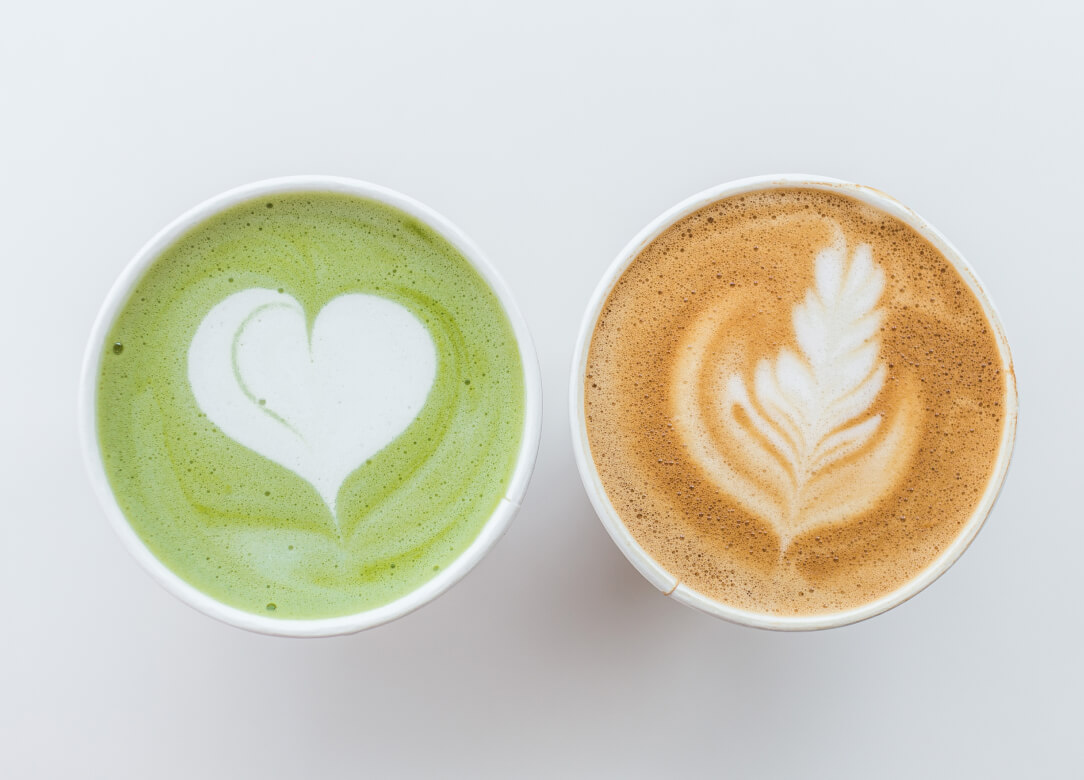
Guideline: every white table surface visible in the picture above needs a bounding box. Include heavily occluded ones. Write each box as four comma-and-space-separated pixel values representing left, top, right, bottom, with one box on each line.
3, 1, 1082, 777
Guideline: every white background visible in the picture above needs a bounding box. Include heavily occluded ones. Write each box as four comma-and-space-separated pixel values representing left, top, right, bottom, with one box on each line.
2, 1, 1082, 777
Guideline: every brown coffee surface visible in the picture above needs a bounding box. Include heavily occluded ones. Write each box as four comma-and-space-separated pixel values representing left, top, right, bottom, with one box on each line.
584, 188, 1010, 616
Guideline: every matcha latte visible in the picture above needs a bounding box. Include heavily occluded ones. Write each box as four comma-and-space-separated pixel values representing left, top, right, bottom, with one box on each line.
85, 181, 535, 631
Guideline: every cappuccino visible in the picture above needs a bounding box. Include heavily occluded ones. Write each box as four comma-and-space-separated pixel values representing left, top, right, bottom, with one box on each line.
583, 187, 1012, 617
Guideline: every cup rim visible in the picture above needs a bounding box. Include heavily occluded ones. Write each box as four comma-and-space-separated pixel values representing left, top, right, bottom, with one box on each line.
569, 173, 1018, 631
79, 175, 543, 637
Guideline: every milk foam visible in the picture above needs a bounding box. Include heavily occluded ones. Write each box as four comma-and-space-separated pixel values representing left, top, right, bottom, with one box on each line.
672, 228, 918, 547
188, 289, 436, 522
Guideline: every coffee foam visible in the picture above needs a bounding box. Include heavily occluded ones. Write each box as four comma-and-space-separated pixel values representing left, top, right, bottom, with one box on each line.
584, 188, 1008, 616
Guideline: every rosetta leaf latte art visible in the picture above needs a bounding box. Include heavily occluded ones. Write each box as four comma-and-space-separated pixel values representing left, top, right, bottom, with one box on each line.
726, 230, 886, 529
589, 188, 1008, 614
673, 227, 918, 550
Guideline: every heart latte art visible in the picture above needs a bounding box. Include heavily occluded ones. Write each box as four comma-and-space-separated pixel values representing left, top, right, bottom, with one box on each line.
584, 188, 1010, 616
96, 193, 525, 620
188, 290, 437, 522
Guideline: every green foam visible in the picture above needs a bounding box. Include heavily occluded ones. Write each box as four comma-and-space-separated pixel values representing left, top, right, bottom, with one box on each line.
96, 192, 525, 619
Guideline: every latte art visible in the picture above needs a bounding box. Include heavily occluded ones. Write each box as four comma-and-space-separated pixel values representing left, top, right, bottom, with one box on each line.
673, 228, 919, 549
96, 192, 526, 620
189, 290, 437, 520
584, 188, 1010, 616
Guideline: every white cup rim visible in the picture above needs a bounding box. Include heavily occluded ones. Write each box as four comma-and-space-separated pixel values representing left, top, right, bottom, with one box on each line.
79, 175, 543, 637
569, 173, 1018, 631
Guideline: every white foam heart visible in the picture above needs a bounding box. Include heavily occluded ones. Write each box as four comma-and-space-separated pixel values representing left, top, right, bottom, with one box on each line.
188, 289, 437, 521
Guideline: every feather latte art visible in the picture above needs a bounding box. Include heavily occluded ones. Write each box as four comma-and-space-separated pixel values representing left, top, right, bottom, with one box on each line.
673, 227, 921, 552
584, 188, 1011, 617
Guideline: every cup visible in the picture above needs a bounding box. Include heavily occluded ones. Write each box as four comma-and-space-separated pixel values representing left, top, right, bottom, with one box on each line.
80, 175, 543, 637
569, 173, 1017, 630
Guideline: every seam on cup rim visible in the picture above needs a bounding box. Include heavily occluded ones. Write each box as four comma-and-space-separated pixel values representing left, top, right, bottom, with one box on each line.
569, 173, 1017, 631
80, 175, 543, 637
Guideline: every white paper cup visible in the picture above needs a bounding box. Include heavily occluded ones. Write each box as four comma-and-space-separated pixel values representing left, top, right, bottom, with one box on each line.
80, 176, 543, 637
570, 174, 1017, 631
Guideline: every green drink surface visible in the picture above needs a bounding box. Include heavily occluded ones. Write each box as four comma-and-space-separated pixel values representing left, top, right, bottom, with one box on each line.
96, 192, 525, 619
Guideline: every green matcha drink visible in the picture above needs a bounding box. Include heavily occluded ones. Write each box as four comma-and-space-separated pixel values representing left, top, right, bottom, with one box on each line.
93, 189, 526, 621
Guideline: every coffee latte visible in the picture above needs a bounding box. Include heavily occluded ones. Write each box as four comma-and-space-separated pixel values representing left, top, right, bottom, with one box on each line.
583, 187, 1012, 617
94, 191, 526, 621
